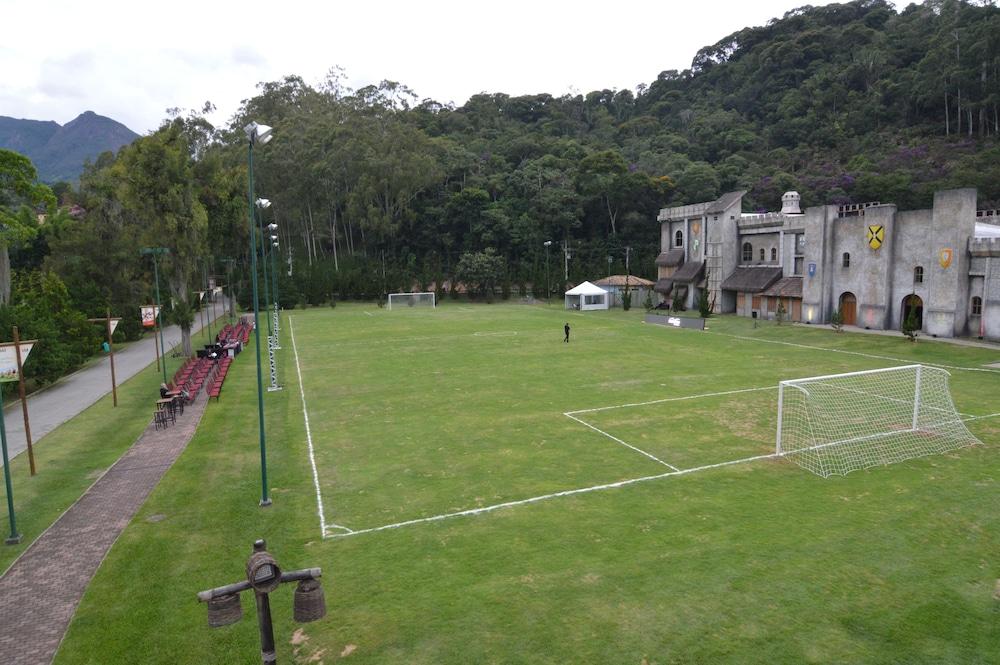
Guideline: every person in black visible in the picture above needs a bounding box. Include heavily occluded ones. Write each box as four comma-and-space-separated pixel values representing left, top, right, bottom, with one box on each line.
564, 322, 570, 343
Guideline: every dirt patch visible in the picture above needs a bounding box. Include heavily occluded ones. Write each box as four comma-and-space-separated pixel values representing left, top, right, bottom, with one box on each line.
341, 644, 357, 657
145, 514, 167, 523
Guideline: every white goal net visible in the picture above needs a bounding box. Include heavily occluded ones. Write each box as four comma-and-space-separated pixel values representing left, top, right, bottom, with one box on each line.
387, 292, 436, 310
777, 365, 980, 477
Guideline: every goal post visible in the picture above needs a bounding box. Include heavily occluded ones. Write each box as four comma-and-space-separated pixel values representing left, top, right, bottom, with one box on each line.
776, 364, 980, 477
387, 292, 436, 310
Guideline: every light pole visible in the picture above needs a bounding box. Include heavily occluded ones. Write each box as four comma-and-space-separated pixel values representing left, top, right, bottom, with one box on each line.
140, 247, 170, 385
197, 539, 326, 665
246, 120, 273, 507
255, 200, 281, 392
543, 241, 552, 301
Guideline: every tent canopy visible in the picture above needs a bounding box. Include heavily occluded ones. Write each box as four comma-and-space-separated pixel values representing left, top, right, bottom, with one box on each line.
565, 281, 608, 296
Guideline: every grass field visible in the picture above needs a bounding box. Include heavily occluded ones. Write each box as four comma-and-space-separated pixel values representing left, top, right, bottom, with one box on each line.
54, 303, 1000, 664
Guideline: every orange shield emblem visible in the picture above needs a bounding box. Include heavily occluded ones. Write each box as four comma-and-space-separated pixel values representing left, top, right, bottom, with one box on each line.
939, 248, 953, 269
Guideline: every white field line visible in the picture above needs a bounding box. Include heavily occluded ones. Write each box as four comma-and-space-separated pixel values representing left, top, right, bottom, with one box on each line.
566, 385, 775, 415
563, 413, 679, 470
711, 331, 1000, 374
289, 316, 353, 536
364, 311, 374, 317
326, 451, 782, 540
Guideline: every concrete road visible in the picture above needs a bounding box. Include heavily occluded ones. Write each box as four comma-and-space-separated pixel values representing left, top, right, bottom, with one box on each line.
1, 301, 233, 466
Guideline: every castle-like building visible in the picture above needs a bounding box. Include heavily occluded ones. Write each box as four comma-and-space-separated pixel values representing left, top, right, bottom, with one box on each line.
654, 188, 1000, 340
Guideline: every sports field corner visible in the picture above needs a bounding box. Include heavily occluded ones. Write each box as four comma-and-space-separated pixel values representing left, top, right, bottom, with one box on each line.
53, 302, 1000, 664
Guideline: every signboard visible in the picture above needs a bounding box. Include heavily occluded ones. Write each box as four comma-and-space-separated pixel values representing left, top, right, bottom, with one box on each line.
939, 248, 953, 269
197, 290, 206, 302
109, 318, 121, 336
0, 341, 35, 383
140, 305, 160, 328
808, 262, 816, 277
88, 317, 122, 335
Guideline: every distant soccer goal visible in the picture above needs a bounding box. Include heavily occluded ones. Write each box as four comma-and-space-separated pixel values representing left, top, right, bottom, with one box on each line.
777, 365, 980, 477
387, 292, 436, 310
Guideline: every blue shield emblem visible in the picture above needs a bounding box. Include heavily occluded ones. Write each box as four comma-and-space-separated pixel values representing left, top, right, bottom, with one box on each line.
808, 263, 816, 277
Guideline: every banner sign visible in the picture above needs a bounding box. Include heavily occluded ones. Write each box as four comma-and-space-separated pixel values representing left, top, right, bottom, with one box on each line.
0, 341, 35, 382
197, 290, 206, 302
110, 318, 121, 336
644, 314, 706, 331
88, 318, 122, 335
140, 306, 160, 328
939, 248, 953, 269
866, 225, 885, 250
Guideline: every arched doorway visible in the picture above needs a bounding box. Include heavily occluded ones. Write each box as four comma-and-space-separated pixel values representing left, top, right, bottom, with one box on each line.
839, 292, 857, 326
902, 294, 923, 330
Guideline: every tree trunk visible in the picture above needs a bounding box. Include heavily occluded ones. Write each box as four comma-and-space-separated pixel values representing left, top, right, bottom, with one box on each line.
945, 91, 950, 135
0, 245, 10, 305
330, 207, 339, 272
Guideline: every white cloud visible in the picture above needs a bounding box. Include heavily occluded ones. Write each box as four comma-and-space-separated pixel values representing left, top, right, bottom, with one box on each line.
3, 0, 906, 133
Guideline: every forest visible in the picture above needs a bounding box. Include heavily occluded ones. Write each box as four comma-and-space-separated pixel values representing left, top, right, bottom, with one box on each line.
1, 0, 998, 387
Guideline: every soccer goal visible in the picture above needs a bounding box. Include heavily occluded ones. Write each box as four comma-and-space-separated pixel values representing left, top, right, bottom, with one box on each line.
387, 292, 436, 310
776, 365, 980, 477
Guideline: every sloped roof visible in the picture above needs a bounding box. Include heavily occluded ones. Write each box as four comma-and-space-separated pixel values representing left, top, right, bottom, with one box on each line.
706, 190, 747, 214
720, 267, 783, 293
761, 276, 803, 298
654, 278, 674, 294
593, 275, 655, 288
655, 249, 685, 267
565, 281, 608, 296
671, 260, 705, 284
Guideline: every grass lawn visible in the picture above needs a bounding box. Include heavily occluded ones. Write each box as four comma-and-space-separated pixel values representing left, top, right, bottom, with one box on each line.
54, 302, 1000, 664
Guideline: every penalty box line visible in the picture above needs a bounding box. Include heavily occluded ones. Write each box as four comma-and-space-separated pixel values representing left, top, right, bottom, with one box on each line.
289, 316, 353, 537
326, 451, 782, 540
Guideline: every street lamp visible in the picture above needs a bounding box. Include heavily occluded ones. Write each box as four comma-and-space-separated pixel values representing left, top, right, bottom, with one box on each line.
246, 121, 273, 507
140, 247, 170, 385
268, 222, 280, 350
197, 539, 326, 664
255, 200, 281, 392
543, 241, 552, 301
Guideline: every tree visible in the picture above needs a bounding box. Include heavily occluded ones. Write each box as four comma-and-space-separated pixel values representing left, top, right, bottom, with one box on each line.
456, 248, 504, 300
775, 300, 786, 325
830, 306, 844, 332
0, 150, 54, 304
114, 121, 208, 356
698, 285, 712, 318
902, 305, 919, 342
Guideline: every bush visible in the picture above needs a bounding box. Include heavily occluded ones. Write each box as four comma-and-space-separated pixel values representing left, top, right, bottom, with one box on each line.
830, 307, 844, 332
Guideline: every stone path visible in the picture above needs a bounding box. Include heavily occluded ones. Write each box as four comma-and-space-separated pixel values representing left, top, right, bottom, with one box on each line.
0, 392, 209, 665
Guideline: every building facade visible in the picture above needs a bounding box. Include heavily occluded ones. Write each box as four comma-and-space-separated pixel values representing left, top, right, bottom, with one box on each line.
654, 188, 1000, 340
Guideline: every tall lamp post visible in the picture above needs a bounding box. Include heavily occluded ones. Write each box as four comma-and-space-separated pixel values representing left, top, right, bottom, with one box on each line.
246, 120, 273, 507
543, 241, 552, 301
140, 247, 170, 385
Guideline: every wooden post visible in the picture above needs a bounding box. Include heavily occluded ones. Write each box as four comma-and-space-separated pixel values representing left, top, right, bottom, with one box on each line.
107, 308, 118, 407
12, 326, 35, 476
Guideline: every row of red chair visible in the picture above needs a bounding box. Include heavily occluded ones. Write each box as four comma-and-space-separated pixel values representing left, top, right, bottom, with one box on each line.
207, 356, 235, 400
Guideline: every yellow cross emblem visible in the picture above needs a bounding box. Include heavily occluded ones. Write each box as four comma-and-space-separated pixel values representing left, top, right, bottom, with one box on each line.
866, 225, 884, 250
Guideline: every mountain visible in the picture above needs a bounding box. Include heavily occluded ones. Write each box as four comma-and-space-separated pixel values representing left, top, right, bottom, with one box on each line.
0, 111, 139, 183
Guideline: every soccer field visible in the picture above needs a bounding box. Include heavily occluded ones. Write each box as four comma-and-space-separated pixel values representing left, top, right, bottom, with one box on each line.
56, 302, 1000, 664
288, 304, 1000, 541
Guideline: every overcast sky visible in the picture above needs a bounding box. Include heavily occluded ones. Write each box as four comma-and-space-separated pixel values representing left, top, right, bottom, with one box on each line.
2, 0, 906, 135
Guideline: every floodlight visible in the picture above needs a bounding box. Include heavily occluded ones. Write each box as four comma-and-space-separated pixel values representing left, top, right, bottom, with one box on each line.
244, 121, 273, 145
267, 223, 278, 231
543, 241, 552, 247
272, 242, 279, 248
270, 235, 278, 241
255, 198, 271, 209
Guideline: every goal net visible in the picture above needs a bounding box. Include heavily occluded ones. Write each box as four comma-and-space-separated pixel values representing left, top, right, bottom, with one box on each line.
777, 365, 980, 477
387, 292, 436, 310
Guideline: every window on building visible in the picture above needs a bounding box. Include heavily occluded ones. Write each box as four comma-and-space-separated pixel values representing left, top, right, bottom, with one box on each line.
759, 248, 765, 261
675, 230, 683, 247
793, 257, 804, 275
796, 234, 805, 254
914, 266, 923, 284
771, 247, 777, 262
842, 252, 850, 268
742, 242, 752, 262
972, 296, 982, 316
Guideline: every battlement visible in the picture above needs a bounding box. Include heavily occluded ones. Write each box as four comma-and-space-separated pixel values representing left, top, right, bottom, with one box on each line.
977, 209, 1000, 219
837, 201, 881, 218
969, 236, 1000, 257
657, 202, 710, 222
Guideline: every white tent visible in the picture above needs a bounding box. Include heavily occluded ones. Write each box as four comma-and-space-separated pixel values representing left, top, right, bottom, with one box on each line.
564, 281, 609, 311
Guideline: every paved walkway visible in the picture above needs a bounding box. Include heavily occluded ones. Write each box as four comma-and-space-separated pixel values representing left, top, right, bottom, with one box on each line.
796, 322, 1000, 351
0, 391, 210, 664
2, 301, 231, 465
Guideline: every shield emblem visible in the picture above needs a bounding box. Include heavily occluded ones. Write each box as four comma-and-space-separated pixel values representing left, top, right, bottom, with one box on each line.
939, 248, 953, 269
866, 225, 884, 250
